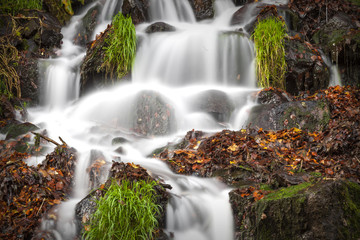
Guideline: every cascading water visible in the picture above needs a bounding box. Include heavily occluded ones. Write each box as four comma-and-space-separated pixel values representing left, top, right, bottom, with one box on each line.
28, 0, 261, 239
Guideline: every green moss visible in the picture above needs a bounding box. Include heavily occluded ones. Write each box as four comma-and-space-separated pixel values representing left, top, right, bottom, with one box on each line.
347, 0, 360, 6
101, 13, 136, 81
340, 181, 360, 238
84, 179, 161, 240
262, 182, 312, 201
252, 17, 287, 90
0, 0, 43, 15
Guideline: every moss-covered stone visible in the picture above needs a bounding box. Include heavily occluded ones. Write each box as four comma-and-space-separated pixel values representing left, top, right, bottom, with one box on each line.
247, 100, 330, 132
230, 180, 360, 240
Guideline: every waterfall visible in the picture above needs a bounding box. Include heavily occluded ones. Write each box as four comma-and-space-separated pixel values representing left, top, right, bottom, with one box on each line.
29, 0, 260, 239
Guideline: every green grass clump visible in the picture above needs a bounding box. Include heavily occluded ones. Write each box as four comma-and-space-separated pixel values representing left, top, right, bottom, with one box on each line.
101, 12, 136, 80
0, 0, 43, 15
84, 179, 161, 240
252, 17, 287, 90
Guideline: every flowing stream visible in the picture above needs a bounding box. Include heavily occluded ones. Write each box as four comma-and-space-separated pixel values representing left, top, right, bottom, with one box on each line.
27, 0, 263, 239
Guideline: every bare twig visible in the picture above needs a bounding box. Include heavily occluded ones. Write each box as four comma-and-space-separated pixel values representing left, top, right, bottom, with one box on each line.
31, 132, 61, 146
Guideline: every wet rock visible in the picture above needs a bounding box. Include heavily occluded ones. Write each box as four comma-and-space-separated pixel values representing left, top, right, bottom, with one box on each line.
87, 150, 110, 190
72, 0, 98, 14
122, 0, 149, 25
312, 13, 360, 87
79, 26, 111, 95
188, 90, 235, 122
285, 38, 330, 95
247, 100, 330, 132
145, 22, 176, 34
230, 2, 269, 33
132, 90, 176, 136
232, 0, 252, 6
17, 56, 39, 104
230, 180, 360, 240
73, 3, 101, 46
187, 0, 214, 21
111, 137, 129, 145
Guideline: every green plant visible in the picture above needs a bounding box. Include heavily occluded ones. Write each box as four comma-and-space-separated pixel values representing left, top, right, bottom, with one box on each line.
84, 179, 161, 240
101, 13, 136, 81
0, 0, 43, 15
252, 17, 287, 90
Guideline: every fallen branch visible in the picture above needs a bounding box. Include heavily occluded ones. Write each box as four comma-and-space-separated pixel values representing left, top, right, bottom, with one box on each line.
31, 132, 64, 147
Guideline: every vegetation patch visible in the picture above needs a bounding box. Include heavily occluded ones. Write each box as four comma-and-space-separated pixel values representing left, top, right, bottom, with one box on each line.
262, 182, 312, 201
84, 179, 161, 240
252, 17, 287, 90
0, 0, 43, 15
101, 13, 136, 81
0, 40, 21, 98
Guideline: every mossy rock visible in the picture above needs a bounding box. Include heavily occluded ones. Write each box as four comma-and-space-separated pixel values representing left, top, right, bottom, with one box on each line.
247, 100, 330, 132
43, 0, 72, 25
2, 121, 39, 140
230, 180, 360, 240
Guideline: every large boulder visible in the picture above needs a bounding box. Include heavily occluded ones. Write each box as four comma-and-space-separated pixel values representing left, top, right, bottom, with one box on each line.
132, 91, 176, 136
187, 0, 214, 21
230, 180, 360, 239
246, 99, 330, 132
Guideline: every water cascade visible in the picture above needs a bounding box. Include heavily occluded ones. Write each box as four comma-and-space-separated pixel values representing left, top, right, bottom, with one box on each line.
28, 0, 261, 239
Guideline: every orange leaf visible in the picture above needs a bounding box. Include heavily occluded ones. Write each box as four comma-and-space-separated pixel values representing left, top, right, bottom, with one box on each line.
325, 168, 334, 175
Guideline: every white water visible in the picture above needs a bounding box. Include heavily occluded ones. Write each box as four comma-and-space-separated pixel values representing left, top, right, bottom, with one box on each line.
28, 0, 261, 239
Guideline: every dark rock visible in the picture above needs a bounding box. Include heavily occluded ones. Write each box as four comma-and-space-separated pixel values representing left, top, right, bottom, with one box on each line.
285, 38, 330, 95
188, 90, 235, 122
73, 3, 101, 46
187, 0, 214, 21
312, 13, 360, 87
79, 26, 110, 95
256, 88, 293, 105
17, 56, 39, 104
145, 22, 176, 34
230, 180, 360, 240
232, 0, 252, 6
230, 2, 268, 33
72, 0, 98, 15
122, 0, 149, 25
0, 96, 16, 120
247, 100, 330, 132
111, 137, 129, 145
132, 90, 176, 136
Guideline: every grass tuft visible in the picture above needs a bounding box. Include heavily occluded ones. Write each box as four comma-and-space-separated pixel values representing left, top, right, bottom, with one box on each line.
83, 179, 161, 240
252, 17, 287, 90
101, 13, 136, 81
